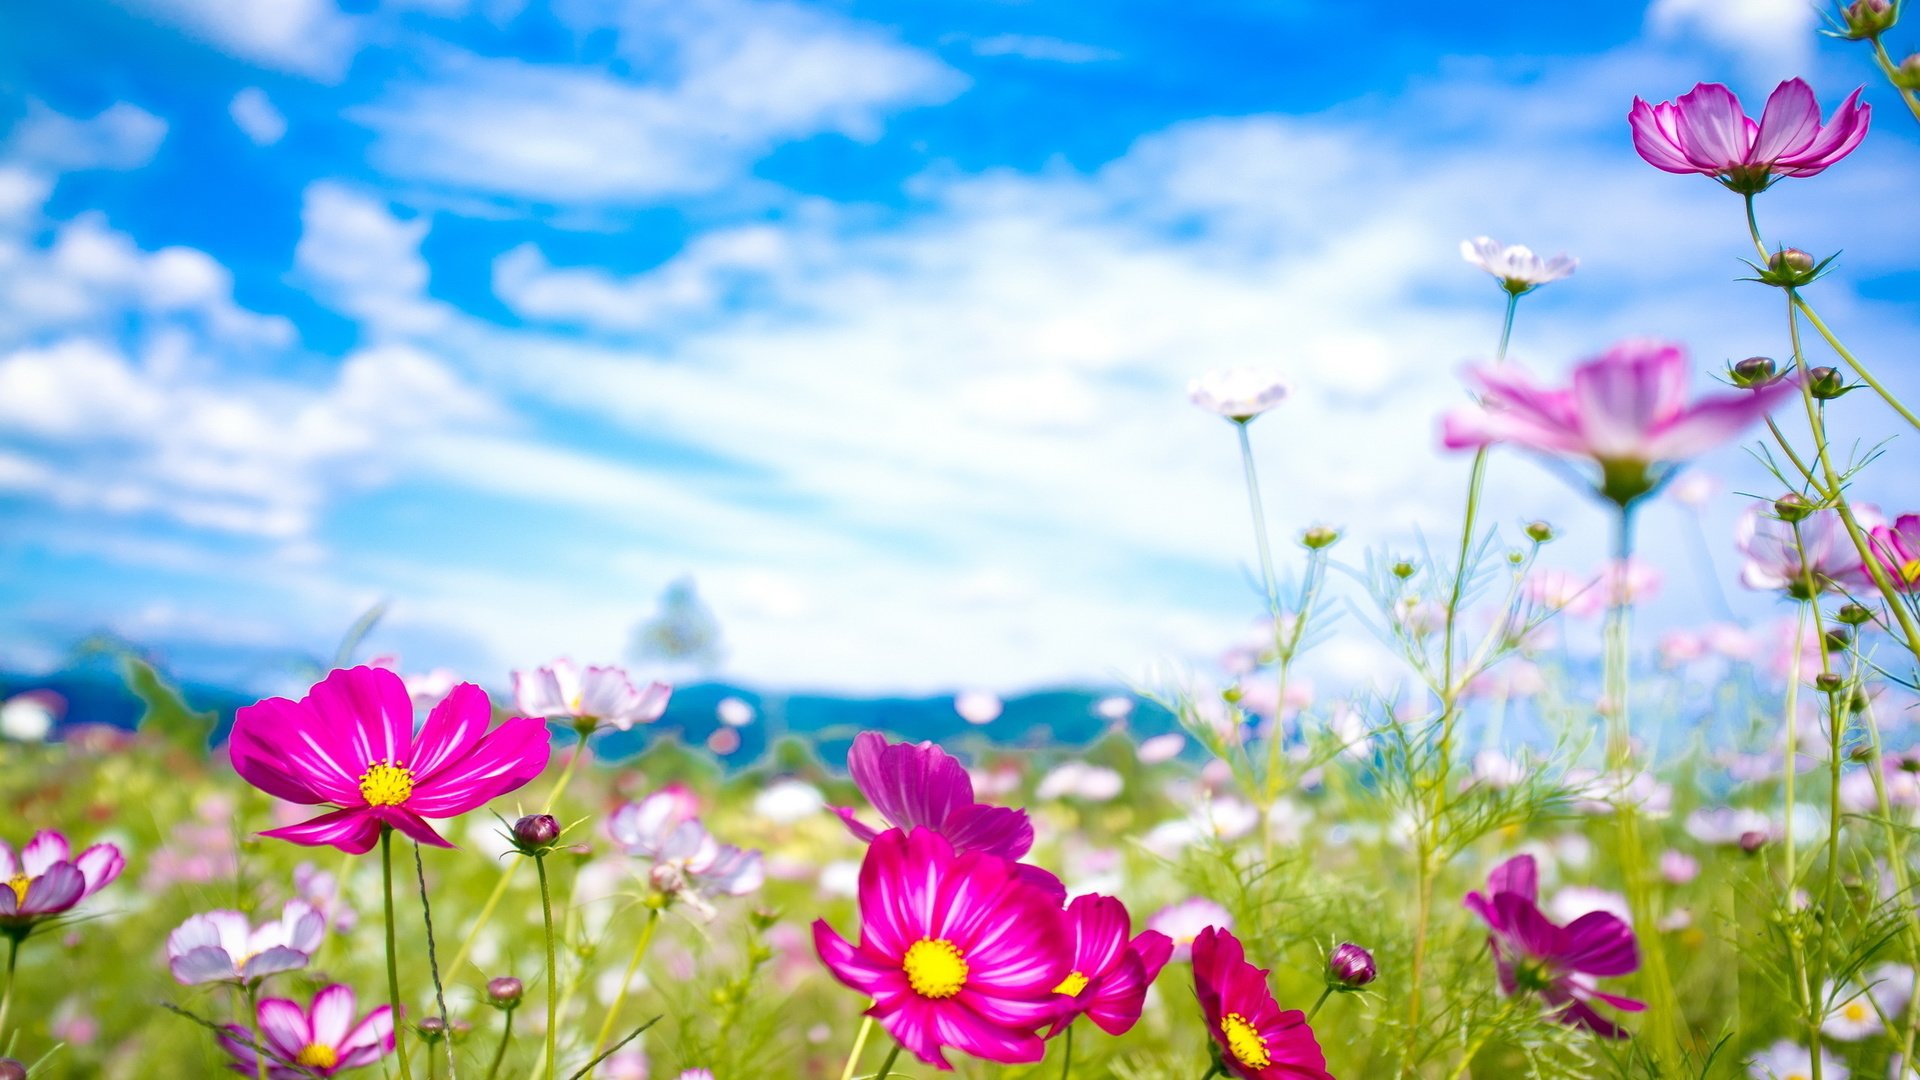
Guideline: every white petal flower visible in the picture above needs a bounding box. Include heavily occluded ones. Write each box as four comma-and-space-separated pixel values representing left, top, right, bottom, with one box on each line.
1187, 367, 1290, 422
1460, 236, 1577, 294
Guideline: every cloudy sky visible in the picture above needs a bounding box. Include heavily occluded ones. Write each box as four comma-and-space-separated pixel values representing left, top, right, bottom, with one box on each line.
1, 0, 1916, 696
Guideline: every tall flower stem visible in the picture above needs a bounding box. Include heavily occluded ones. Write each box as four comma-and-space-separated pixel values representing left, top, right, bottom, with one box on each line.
1305, 986, 1334, 1022
1790, 294, 1920, 434
244, 983, 270, 1080
1058, 1022, 1074, 1080
484, 1009, 516, 1080
535, 853, 558, 1080
381, 828, 418, 1080
837, 1015, 874, 1080
1860, 690, 1920, 1071
0, 935, 18, 1051
584, 907, 660, 1075
1606, 507, 1685, 1069
1235, 421, 1279, 614
872, 1043, 903, 1080
1869, 38, 1920, 124
449, 734, 594, 980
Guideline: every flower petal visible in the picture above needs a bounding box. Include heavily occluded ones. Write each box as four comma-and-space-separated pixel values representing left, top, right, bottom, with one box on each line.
407, 716, 551, 816
407, 682, 494, 780
260, 808, 385, 855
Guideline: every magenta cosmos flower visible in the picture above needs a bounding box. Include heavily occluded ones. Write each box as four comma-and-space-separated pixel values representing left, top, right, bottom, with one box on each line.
833, 732, 1063, 902
1629, 79, 1870, 194
1191, 927, 1331, 1080
512, 659, 670, 731
1048, 894, 1172, 1038
1442, 340, 1796, 508
230, 666, 552, 854
0, 830, 122, 930
1738, 504, 1880, 597
1464, 854, 1643, 1038
218, 984, 394, 1078
813, 827, 1070, 1069
1869, 514, 1920, 592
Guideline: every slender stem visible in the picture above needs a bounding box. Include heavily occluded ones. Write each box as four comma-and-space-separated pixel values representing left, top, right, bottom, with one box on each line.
1494, 290, 1518, 363
1235, 421, 1279, 613
245, 983, 270, 1080
0, 935, 18, 1050
1743, 192, 1769, 262
1305, 986, 1335, 1022
838, 1015, 874, 1080
381, 828, 417, 1080
1870, 38, 1920, 124
535, 855, 558, 1080
1445, 998, 1516, 1080
1791, 294, 1920, 434
449, 734, 594, 979
414, 844, 457, 1080
1784, 605, 1804, 893
872, 1042, 904, 1080
485, 1009, 516, 1080
584, 907, 660, 1074
1059, 1021, 1074, 1080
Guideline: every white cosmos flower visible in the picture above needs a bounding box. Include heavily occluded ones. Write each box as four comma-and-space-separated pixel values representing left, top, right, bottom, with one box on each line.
1187, 367, 1290, 422
954, 690, 1003, 725
1460, 236, 1577, 294
513, 659, 671, 731
1747, 1039, 1846, 1080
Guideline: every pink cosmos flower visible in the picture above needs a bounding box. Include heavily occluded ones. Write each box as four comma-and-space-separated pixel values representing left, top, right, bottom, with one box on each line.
812, 827, 1070, 1069
218, 984, 394, 1078
0, 830, 122, 928
1463, 854, 1644, 1038
1629, 79, 1870, 194
1869, 514, 1920, 592
608, 791, 764, 914
1737, 505, 1879, 597
1048, 894, 1173, 1038
1442, 340, 1796, 508
832, 732, 1062, 901
167, 900, 325, 984
1191, 927, 1332, 1079
230, 666, 552, 855
512, 659, 671, 731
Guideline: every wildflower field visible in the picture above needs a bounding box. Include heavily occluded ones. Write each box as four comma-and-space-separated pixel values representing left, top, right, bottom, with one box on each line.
6, 4, 1920, 1080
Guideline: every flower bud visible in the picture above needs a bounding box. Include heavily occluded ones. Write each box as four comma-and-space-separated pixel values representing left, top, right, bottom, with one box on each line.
1839, 0, 1897, 39
1730, 356, 1778, 388
418, 1017, 449, 1043
1390, 561, 1416, 580
1896, 53, 1920, 91
0, 1059, 25, 1080
1773, 493, 1815, 522
1824, 627, 1851, 651
511, 814, 561, 853
1772, 248, 1816, 273
1739, 830, 1769, 854
1328, 942, 1377, 987
1837, 602, 1872, 625
1524, 520, 1555, 544
1808, 366, 1846, 400
1300, 525, 1341, 550
1815, 672, 1845, 692
487, 976, 524, 1009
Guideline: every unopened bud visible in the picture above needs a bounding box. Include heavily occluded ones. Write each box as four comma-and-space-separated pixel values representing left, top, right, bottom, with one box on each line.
1301, 525, 1341, 550
1815, 672, 1845, 692
418, 1017, 449, 1043
1772, 248, 1816, 273
1730, 356, 1778, 388
1390, 561, 1416, 580
487, 976, 524, 1008
1824, 627, 1851, 651
1739, 830, 1769, 854
1839, 0, 1897, 39
1524, 520, 1555, 544
1896, 53, 1920, 91
0, 1059, 25, 1080
1773, 493, 1815, 522
511, 814, 561, 853
1809, 366, 1846, 400
1837, 602, 1872, 625
1328, 942, 1377, 987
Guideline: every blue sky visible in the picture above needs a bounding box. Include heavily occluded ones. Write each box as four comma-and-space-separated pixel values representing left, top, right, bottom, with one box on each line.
1, 0, 1917, 696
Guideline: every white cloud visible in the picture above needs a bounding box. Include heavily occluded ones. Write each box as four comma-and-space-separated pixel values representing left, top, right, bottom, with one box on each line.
969, 34, 1120, 64
8, 102, 166, 171
1646, 0, 1816, 78
122, 0, 362, 79
294, 182, 448, 335
355, 0, 964, 201
229, 88, 288, 145
492, 224, 792, 330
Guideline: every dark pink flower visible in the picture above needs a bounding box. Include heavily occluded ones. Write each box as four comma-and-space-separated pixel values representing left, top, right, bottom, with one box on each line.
1047, 894, 1172, 1038
813, 828, 1070, 1070
1442, 340, 1796, 507
833, 732, 1062, 902
1630, 79, 1870, 194
1869, 513, 1920, 592
218, 983, 394, 1078
0, 831, 121, 929
230, 666, 552, 854
1463, 855, 1644, 1038
1191, 927, 1331, 1079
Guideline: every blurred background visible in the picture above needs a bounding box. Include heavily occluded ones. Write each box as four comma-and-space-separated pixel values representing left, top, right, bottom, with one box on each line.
0, 0, 1916, 735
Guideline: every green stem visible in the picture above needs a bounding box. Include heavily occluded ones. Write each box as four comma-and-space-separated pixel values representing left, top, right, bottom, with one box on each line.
838, 1015, 874, 1080
1495, 290, 1518, 363
535, 855, 557, 1080
381, 828, 417, 1080
873, 1042, 904, 1079
1791, 294, 1920, 434
484, 1008, 515, 1080
584, 907, 660, 1074
1059, 1021, 1074, 1080
1235, 421, 1279, 613
0, 935, 18, 1052
1305, 986, 1334, 1022
1870, 38, 1920, 125
245, 983, 270, 1080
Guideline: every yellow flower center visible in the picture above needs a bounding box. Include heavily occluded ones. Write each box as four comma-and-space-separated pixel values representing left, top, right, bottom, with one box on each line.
295, 1043, 338, 1069
5, 874, 27, 905
1902, 558, 1920, 586
1843, 1000, 1871, 1023
1221, 1012, 1271, 1069
1054, 970, 1090, 997
902, 938, 968, 999
358, 761, 415, 807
